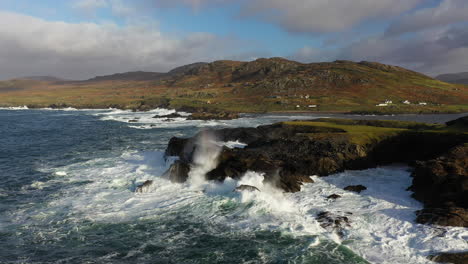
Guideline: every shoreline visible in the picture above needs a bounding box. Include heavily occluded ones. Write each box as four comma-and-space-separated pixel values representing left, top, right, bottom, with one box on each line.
1, 104, 467, 116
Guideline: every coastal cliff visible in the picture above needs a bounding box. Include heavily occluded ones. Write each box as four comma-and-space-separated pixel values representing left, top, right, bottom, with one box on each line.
164, 116, 468, 227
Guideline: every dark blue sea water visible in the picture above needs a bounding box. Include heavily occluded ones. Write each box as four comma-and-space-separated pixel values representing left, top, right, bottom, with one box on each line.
0, 109, 466, 264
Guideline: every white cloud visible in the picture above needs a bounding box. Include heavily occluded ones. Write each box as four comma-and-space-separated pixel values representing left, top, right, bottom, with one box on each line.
107, 0, 423, 33
331, 26, 468, 75
386, 0, 468, 36
0, 11, 248, 79
240, 0, 423, 33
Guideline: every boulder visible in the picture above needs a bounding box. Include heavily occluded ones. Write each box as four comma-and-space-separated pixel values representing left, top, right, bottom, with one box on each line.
135, 180, 153, 193
327, 194, 342, 200
344, 185, 367, 193
234, 185, 260, 192
316, 211, 352, 238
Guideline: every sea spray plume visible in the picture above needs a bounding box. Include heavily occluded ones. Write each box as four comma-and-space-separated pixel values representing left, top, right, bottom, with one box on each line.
188, 130, 222, 186
237, 171, 297, 214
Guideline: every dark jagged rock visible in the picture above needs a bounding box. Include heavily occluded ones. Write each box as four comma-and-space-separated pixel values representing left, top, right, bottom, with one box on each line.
163, 160, 190, 183
327, 194, 342, 200
234, 185, 260, 192
429, 252, 468, 264
164, 118, 467, 194
344, 185, 367, 193
416, 207, 468, 227
128, 119, 139, 123
153, 113, 184, 119
316, 211, 352, 238
165, 137, 196, 163
135, 180, 153, 193
411, 144, 468, 227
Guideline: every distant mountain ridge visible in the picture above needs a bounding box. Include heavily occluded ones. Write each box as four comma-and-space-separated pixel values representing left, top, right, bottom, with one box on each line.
17, 76, 66, 82
0, 57, 467, 113
87, 71, 165, 82
436, 72, 468, 85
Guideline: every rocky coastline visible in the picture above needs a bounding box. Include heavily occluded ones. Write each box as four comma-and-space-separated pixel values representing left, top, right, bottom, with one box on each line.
163, 116, 468, 230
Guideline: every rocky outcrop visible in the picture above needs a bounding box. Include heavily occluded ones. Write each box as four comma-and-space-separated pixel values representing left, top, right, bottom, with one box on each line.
164, 119, 467, 194
154, 113, 184, 119
316, 211, 352, 238
411, 144, 468, 227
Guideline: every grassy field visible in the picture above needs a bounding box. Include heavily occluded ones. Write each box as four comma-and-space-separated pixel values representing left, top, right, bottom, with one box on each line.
283, 118, 467, 145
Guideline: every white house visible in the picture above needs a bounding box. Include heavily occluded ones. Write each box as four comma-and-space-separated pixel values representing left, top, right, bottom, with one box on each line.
296, 105, 301, 108
419, 102, 427, 106
403, 100, 411, 104
377, 103, 388, 107
308, 105, 317, 108
385, 100, 393, 104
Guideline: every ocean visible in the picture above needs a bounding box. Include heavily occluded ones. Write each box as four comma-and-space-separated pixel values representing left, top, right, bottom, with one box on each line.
0, 108, 467, 264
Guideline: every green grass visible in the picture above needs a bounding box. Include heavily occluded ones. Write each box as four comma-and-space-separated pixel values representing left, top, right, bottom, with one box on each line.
283, 120, 407, 145
282, 118, 467, 145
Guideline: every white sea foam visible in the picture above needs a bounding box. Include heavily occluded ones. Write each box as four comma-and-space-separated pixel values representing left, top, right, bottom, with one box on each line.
13, 149, 467, 263
54, 171, 68, 176
89, 107, 329, 129
221, 140, 247, 149
0, 105, 29, 110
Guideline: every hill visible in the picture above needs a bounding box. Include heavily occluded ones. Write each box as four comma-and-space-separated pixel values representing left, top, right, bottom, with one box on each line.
436, 72, 468, 85
17, 76, 66, 82
0, 58, 467, 113
86, 71, 164, 82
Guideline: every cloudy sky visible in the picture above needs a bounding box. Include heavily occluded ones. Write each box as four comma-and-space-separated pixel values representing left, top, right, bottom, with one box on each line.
0, 0, 467, 80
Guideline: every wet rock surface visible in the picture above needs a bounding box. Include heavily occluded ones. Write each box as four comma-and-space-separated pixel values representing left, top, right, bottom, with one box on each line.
163, 160, 191, 183
163, 117, 468, 227
164, 119, 467, 193
411, 144, 468, 227
234, 185, 260, 192
316, 211, 352, 238
344, 185, 367, 193
327, 194, 342, 200
135, 180, 153, 193
154, 113, 184, 119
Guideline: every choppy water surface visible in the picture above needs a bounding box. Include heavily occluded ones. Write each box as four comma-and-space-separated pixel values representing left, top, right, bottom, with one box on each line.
0, 108, 467, 264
